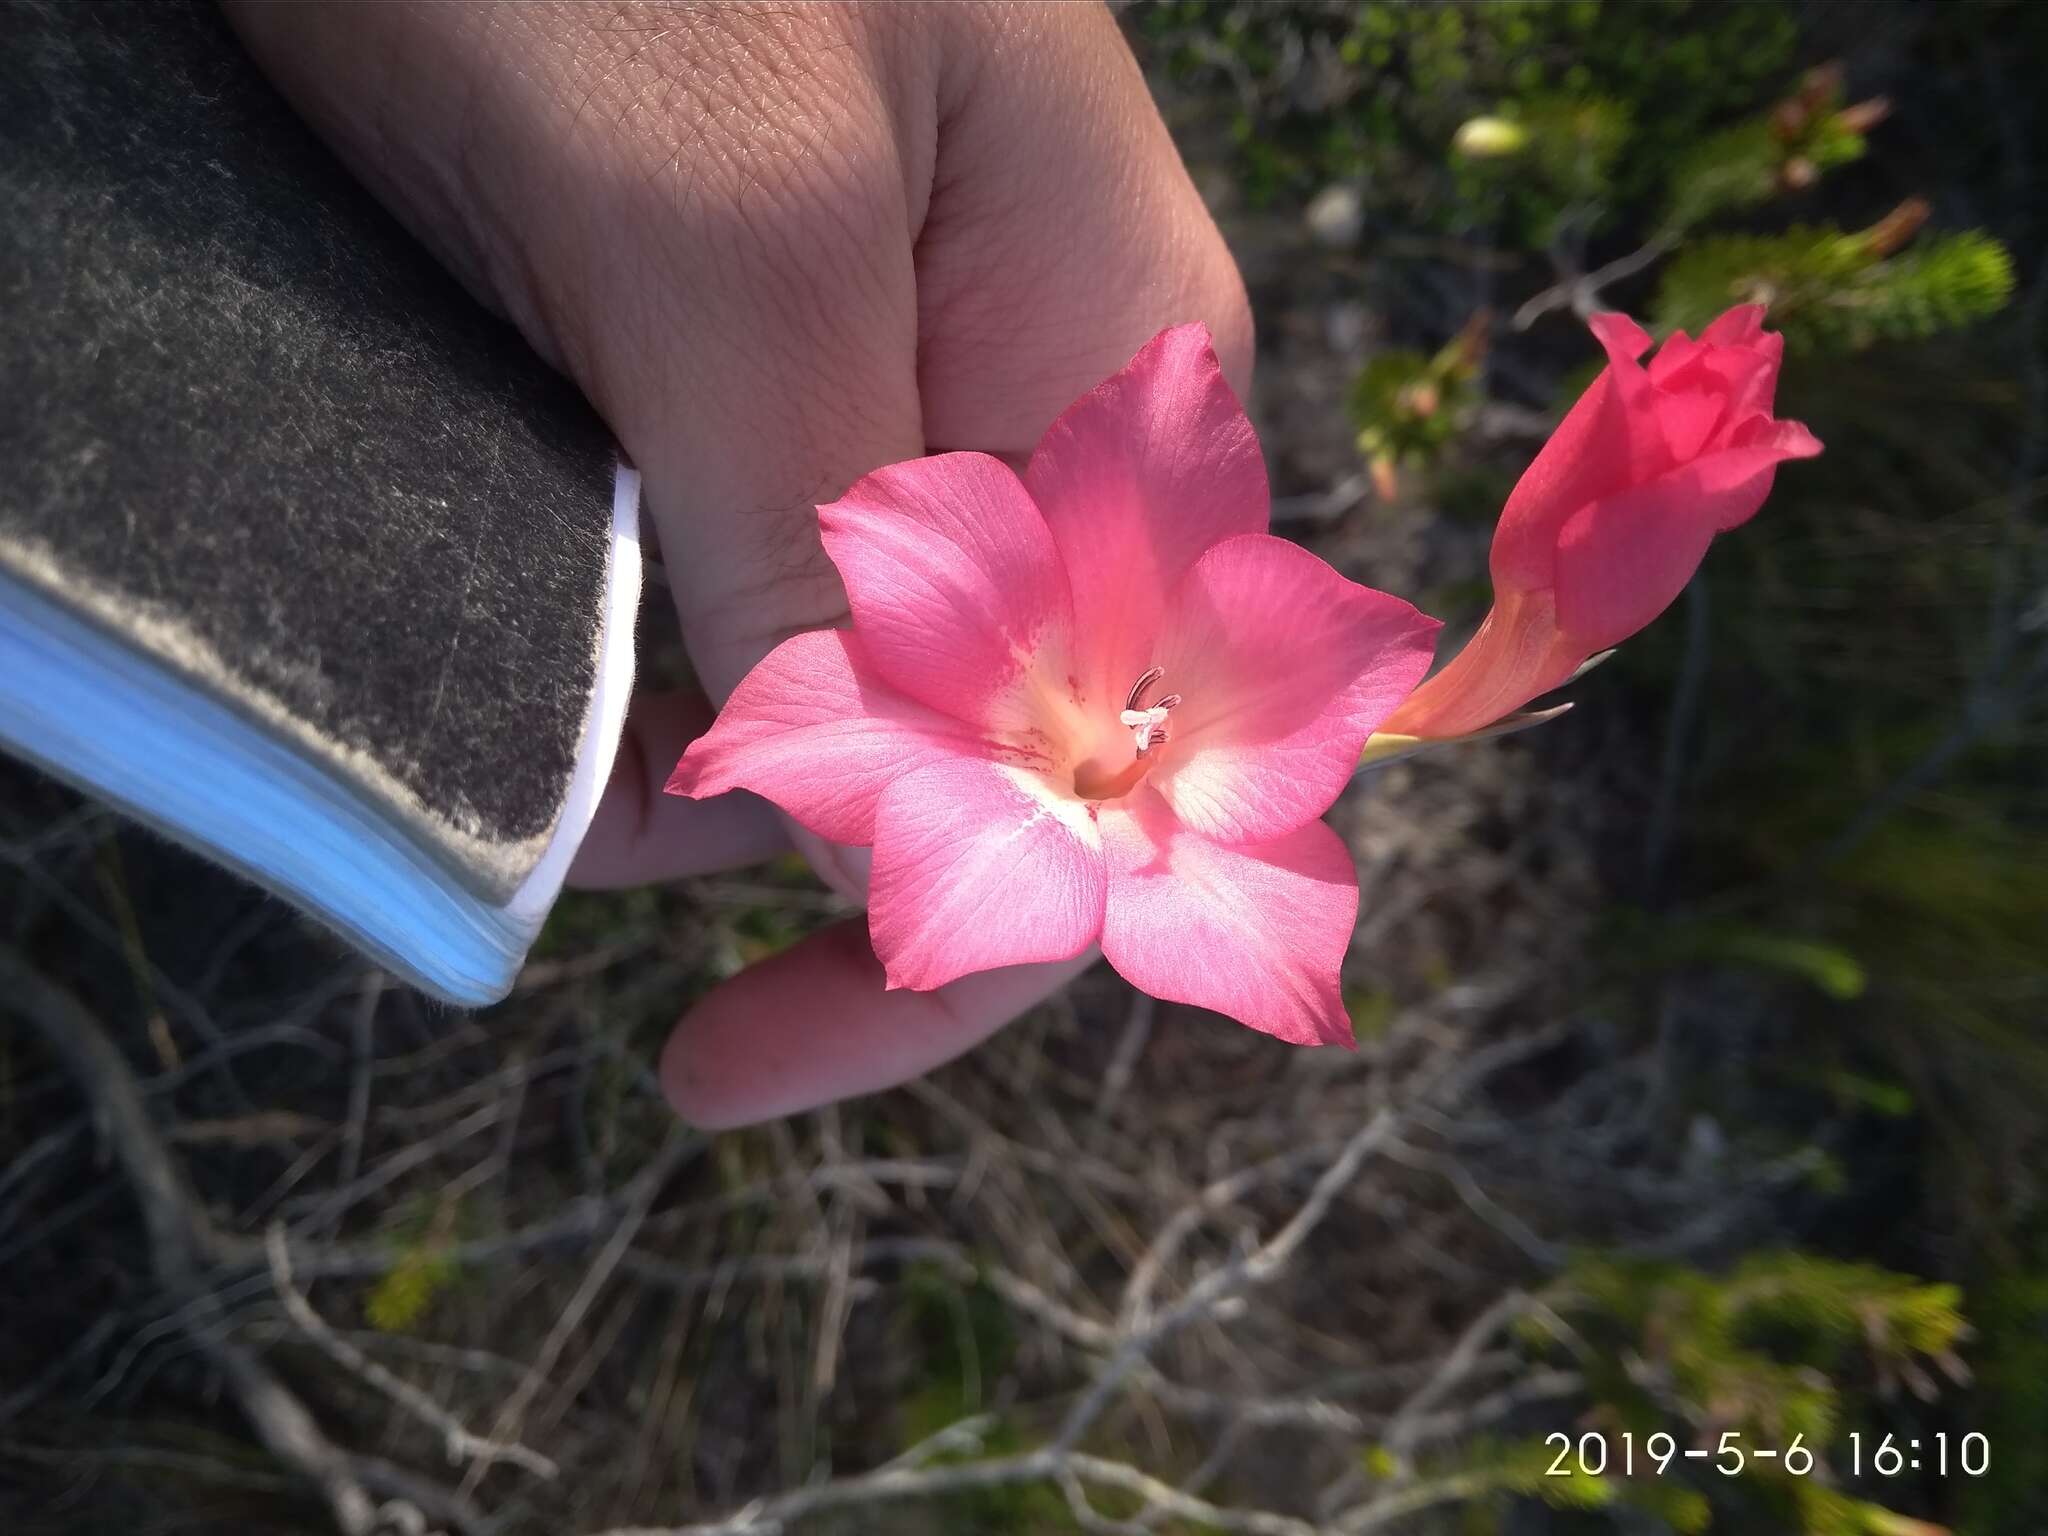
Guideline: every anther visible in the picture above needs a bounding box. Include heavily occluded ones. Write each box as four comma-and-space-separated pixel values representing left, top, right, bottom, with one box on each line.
1124, 666, 1166, 713
1119, 668, 1180, 755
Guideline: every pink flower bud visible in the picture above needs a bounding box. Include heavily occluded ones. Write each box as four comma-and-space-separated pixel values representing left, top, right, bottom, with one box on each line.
1384, 306, 1821, 740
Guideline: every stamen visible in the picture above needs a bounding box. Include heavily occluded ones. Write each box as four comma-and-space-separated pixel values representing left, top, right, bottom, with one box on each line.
1124, 666, 1166, 713
1119, 668, 1181, 756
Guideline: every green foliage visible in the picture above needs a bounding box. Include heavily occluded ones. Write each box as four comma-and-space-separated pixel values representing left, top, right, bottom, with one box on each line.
1792, 1486, 1949, 1536
1710, 757, 2048, 1113
1491, 1437, 1616, 1511
1140, 0, 1796, 230
1502, 1254, 1967, 1533
711, 852, 832, 965
1342, 984, 1396, 1041
1823, 1070, 1916, 1120
1662, 117, 1795, 235
1389, 1433, 1714, 1532
896, 1260, 1018, 1434
1957, 1270, 2048, 1530
1572, 1250, 1965, 1368
892, 1263, 1080, 1533
1607, 909, 1868, 1001
1449, 1434, 1619, 1510
1355, 1256, 1964, 1532
1563, 1250, 1966, 1449
365, 1206, 459, 1334
1458, 94, 1634, 244
726, 901, 807, 965
1628, 1480, 1716, 1534
1655, 219, 2015, 351
364, 1245, 454, 1334
1521, 93, 1633, 204
1662, 66, 1881, 234
1350, 317, 1488, 488
1830, 808, 2048, 1034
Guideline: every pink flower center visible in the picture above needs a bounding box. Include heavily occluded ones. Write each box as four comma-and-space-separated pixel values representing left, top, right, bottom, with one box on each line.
1071, 666, 1180, 803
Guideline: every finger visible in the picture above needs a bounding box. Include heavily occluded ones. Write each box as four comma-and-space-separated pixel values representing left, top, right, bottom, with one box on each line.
913, 3, 1256, 452
664, 919, 1097, 1128
568, 689, 786, 889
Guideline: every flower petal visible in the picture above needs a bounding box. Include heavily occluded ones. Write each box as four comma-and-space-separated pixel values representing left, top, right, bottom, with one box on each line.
1100, 787, 1356, 1047
667, 630, 1003, 847
1713, 328, 1786, 433
1026, 324, 1267, 711
819, 452, 1075, 738
1588, 309, 1655, 358
1722, 415, 1824, 504
1647, 327, 1700, 385
1491, 311, 1667, 591
1700, 302, 1768, 347
1654, 386, 1727, 463
667, 630, 1003, 846
1148, 534, 1440, 844
1652, 339, 1781, 459
868, 757, 1106, 991
1378, 587, 1577, 741
1553, 422, 1823, 651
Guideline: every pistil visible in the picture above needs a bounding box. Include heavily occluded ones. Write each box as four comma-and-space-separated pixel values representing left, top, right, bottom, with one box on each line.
1072, 667, 1183, 802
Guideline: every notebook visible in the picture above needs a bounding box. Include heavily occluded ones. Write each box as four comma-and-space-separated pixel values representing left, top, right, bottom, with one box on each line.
0, 1, 640, 1004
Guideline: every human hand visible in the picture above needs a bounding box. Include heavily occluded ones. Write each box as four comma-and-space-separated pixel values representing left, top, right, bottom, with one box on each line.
225, 2, 1252, 1126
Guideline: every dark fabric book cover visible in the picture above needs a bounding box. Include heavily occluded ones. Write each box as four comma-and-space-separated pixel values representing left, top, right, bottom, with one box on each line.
0, 1, 637, 998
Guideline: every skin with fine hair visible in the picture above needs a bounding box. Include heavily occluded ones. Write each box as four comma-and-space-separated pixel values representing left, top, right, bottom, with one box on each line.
223, 2, 1254, 1127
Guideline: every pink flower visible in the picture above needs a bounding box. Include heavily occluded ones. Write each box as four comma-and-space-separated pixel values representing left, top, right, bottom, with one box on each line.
1383, 305, 1821, 741
668, 327, 1440, 1045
